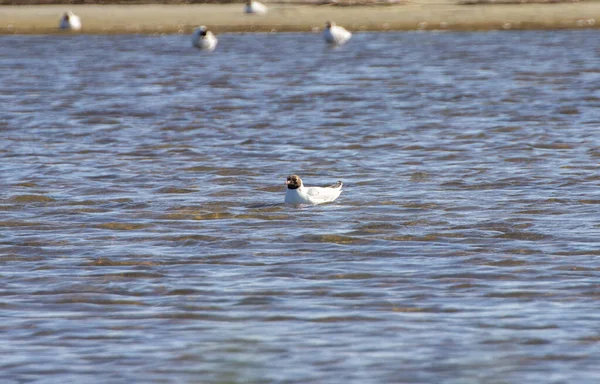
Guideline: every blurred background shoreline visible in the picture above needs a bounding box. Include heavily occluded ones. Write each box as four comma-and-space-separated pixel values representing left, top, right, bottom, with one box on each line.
1, 0, 598, 34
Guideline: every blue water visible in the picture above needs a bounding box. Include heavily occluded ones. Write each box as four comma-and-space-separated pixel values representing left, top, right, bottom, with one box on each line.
1, 31, 600, 383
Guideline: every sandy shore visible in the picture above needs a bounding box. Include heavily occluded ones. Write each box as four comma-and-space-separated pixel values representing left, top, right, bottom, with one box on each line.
0, 2, 598, 34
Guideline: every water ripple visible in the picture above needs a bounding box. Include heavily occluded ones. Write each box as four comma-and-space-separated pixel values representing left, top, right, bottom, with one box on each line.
1, 30, 600, 383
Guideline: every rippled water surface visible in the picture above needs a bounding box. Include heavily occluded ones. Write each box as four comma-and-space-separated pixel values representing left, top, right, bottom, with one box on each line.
2, 31, 600, 383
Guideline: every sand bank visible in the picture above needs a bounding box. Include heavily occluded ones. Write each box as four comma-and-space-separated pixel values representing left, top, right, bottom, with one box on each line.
0, 1, 598, 34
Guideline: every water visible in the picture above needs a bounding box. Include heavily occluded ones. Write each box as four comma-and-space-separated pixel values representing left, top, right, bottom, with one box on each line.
1, 30, 600, 383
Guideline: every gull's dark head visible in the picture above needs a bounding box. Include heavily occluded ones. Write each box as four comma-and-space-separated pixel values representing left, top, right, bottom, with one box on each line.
63, 13, 70, 21
285, 174, 302, 190
325, 21, 334, 29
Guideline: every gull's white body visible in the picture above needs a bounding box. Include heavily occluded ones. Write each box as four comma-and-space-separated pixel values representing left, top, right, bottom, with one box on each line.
323, 22, 351, 45
285, 179, 343, 206
244, 0, 268, 14
192, 27, 218, 51
59, 11, 81, 31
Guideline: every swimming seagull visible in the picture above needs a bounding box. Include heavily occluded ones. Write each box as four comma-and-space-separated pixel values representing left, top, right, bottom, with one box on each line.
284, 174, 343, 206
192, 26, 218, 51
244, 0, 268, 14
59, 11, 81, 31
323, 21, 351, 46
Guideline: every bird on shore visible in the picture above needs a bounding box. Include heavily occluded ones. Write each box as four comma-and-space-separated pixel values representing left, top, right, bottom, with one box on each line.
244, 0, 268, 14
323, 21, 351, 46
192, 26, 218, 51
284, 174, 343, 206
59, 11, 81, 31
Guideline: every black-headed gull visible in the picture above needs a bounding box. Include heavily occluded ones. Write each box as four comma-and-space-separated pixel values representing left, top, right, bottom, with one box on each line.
323, 21, 351, 46
192, 26, 218, 51
244, 0, 268, 14
59, 11, 81, 31
284, 175, 343, 206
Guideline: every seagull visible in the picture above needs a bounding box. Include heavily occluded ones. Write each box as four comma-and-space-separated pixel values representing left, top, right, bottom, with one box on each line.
284, 174, 343, 206
59, 11, 81, 31
192, 26, 218, 51
244, 0, 268, 14
323, 21, 351, 46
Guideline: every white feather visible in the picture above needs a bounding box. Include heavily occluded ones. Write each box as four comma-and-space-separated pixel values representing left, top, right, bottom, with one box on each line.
244, 0, 268, 14
323, 21, 351, 45
59, 11, 81, 31
192, 26, 218, 51
285, 176, 343, 206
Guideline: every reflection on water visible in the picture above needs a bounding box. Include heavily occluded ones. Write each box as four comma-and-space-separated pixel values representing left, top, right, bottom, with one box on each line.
1, 31, 600, 382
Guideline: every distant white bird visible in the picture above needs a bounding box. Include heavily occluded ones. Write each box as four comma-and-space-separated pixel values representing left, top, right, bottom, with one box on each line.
244, 0, 268, 14
59, 11, 81, 31
323, 21, 351, 46
192, 26, 218, 51
284, 174, 343, 206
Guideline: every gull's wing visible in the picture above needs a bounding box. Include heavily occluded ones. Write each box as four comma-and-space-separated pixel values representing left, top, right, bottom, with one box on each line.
305, 182, 343, 202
